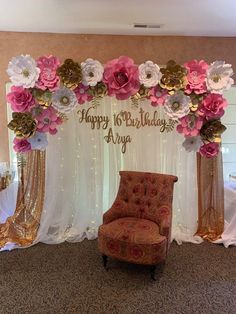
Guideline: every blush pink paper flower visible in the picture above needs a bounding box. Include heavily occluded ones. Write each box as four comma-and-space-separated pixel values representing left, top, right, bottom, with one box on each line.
103, 56, 140, 100
36, 55, 60, 91
184, 60, 209, 94
13, 138, 31, 153
177, 114, 203, 137
74, 84, 93, 104
199, 93, 227, 119
149, 86, 168, 106
7, 86, 35, 112
199, 142, 219, 158
36, 106, 62, 135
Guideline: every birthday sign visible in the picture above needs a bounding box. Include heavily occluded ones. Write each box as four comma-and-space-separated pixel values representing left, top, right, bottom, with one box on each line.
77, 106, 176, 153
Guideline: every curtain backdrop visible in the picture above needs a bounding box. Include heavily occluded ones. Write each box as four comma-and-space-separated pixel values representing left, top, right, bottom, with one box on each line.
36, 98, 202, 245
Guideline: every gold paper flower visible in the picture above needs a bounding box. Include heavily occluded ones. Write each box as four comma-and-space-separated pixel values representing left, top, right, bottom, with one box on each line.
8, 112, 37, 139
200, 120, 226, 143
160, 60, 187, 91
88, 82, 108, 98
189, 94, 203, 112
131, 85, 150, 101
32, 88, 52, 108
57, 59, 82, 89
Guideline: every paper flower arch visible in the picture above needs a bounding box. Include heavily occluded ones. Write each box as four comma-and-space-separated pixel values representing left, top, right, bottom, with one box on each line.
6, 55, 234, 158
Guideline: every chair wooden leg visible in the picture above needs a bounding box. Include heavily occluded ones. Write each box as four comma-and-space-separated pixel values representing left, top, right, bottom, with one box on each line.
102, 255, 108, 270
150, 265, 156, 281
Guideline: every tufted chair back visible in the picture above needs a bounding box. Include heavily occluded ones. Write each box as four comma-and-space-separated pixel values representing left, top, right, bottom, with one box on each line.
103, 171, 178, 227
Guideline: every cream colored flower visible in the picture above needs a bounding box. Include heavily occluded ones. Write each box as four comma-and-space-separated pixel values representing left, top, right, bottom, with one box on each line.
182, 136, 202, 152
138, 61, 162, 88
206, 61, 234, 94
81, 58, 104, 86
164, 91, 190, 120
52, 87, 78, 113
7, 55, 40, 88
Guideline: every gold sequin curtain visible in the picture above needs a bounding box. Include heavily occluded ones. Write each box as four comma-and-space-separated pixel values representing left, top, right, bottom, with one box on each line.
196, 152, 224, 241
0, 150, 45, 248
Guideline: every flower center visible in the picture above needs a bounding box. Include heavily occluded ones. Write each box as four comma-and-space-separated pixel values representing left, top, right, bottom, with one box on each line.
172, 102, 181, 111
155, 91, 162, 97
22, 69, 30, 78
79, 88, 85, 94
114, 71, 129, 87
212, 74, 221, 83
60, 96, 70, 105
44, 118, 50, 124
146, 72, 152, 79
89, 71, 94, 78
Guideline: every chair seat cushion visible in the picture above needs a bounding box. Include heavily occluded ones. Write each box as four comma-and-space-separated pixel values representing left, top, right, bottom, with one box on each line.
98, 217, 167, 265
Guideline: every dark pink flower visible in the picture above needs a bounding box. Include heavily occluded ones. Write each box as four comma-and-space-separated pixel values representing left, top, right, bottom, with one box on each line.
184, 60, 208, 94
200, 142, 219, 158
36, 55, 60, 91
36, 106, 62, 135
177, 115, 203, 137
7, 86, 35, 112
13, 138, 31, 153
103, 56, 140, 100
199, 93, 227, 119
149, 86, 168, 106
74, 84, 93, 104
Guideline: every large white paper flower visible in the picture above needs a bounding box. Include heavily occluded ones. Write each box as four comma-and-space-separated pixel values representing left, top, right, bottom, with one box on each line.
182, 136, 202, 152
164, 91, 190, 120
52, 87, 78, 113
28, 132, 48, 151
81, 58, 104, 86
7, 55, 40, 88
206, 61, 234, 94
138, 61, 162, 88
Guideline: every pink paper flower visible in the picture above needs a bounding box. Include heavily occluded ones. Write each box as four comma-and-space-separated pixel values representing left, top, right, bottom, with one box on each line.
36, 55, 60, 91
200, 142, 219, 158
177, 114, 203, 137
74, 84, 93, 104
184, 60, 209, 94
149, 86, 168, 106
13, 138, 31, 153
199, 93, 227, 119
7, 86, 35, 112
103, 56, 140, 100
36, 106, 62, 135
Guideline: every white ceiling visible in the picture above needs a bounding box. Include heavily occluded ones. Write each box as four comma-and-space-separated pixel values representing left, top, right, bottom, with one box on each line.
0, 0, 236, 36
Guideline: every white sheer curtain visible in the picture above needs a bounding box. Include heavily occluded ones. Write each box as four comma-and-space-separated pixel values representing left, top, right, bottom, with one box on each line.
36, 98, 202, 245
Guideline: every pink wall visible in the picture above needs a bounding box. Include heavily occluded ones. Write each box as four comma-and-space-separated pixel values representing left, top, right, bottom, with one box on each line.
1, 32, 236, 161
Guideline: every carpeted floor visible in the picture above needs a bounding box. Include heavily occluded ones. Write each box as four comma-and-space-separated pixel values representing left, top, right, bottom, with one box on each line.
0, 241, 235, 314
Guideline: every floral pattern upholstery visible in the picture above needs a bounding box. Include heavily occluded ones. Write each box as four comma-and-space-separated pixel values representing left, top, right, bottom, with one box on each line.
98, 171, 178, 265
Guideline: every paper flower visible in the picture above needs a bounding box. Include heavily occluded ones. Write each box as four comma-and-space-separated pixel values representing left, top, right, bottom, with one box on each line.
57, 59, 82, 89
88, 82, 108, 98
200, 120, 226, 143
74, 84, 93, 104
160, 60, 187, 91
28, 132, 48, 151
103, 56, 140, 100
149, 86, 168, 106
177, 114, 203, 137
199, 93, 227, 119
13, 138, 31, 153
36, 106, 62, 135
7, 86, 35, 112
200, 142, 219, 158
7, 55, 40, 88
52, 87, 78, 113
206, 61, 234, 94
184, 60, 208, 94
164, 91, 190, 120
138, 61, 162, 88
8, 112, 37, 139
81, 58, 104, 86
32, 89, 52, 108
36, 55, 60, 91
182, 136, 202, 152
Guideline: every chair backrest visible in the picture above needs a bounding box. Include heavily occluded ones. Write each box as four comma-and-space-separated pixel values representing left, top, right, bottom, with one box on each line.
114, 171, 178, 225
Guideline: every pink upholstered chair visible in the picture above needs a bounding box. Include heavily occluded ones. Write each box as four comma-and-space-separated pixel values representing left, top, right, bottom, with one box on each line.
98, 171, 178, 280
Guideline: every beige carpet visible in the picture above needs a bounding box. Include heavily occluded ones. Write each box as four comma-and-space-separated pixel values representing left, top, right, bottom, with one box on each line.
0, 240, 235, 314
